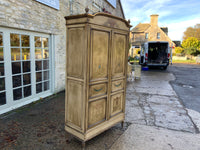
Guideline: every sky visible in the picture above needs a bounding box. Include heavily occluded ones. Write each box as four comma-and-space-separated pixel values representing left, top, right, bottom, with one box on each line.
121, 0, 200, 41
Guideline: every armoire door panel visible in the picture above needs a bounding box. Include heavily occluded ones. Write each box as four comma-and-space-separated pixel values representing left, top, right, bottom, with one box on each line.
112, 34, 126, 78
110, 93, 123, 116
89, 83, 107, 98
88, 98, 107, 127
90, 30, 109, 81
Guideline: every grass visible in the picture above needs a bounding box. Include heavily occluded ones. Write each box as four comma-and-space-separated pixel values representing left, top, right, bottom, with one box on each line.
172, 59, 196, 64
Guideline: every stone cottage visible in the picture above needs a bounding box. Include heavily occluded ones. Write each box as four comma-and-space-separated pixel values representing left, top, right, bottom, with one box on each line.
130, 14, 175, 57
0, 0, 125, 114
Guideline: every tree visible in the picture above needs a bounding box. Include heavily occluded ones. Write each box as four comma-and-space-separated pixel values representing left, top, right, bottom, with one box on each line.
175, 47, 184, 54
183, 24, 200, 40
182, 37, 200, 55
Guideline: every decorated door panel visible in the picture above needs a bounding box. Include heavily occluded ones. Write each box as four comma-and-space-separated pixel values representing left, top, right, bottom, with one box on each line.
110, 93, 123, 117
112, 33, 126, 78
88, 98, 106, 128
90, 30, 109, 81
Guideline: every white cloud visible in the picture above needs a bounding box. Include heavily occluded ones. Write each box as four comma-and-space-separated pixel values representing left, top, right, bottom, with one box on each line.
167, 18, 200, 41
121, 0, 200, 41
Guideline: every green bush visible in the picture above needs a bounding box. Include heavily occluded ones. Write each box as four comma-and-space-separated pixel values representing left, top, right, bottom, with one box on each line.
175, 47, 184, 54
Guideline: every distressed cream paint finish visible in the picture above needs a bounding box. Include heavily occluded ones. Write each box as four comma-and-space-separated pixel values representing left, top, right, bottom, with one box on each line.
65, 12, 131, 144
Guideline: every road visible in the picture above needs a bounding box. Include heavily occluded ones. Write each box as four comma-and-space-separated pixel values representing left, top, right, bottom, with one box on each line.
168, 63, 200, 113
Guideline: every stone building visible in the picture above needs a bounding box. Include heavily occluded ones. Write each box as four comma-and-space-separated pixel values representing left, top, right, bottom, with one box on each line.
130, 14, 175, 57
0, 0, 125, 114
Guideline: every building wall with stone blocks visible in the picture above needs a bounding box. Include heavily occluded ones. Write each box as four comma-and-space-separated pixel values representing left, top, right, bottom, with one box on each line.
0, 0, 125, 94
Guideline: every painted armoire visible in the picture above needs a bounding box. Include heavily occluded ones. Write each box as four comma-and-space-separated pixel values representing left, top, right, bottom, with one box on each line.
65, 10, 131, 145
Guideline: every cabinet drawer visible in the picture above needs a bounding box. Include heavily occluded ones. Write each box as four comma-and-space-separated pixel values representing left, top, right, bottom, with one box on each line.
89, 83, 107, 98
111, 93, 123, 116
112, 80, 124, 92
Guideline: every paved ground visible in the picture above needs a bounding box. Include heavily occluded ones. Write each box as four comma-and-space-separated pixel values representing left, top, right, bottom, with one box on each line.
0, 65, 200, 150
125, 70, 197, 133
111, 124, 200, 150
168, 63, 200, 113
111, 68, 200, 150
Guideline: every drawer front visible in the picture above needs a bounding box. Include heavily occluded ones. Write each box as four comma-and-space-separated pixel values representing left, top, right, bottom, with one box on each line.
112, 80, 124, 92
89, 83, 107, 98
111, 93, 123, 116
88, 98, 106, 127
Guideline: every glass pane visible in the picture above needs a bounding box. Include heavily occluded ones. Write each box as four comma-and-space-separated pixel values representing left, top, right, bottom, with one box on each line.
35, 49, 42, 59
0, 78, 5, 91
24, 86, 31, 98
13, 75, 21, 88
0, 48, 3, 61
43, 49, 49, 59
36, 83, 42, 93
0, 92, 6, 105
44, 81, 49, 91
36, 72, 42, 82
22, 48, 30, 60
23, 74, 31, 85
13, 88, 22, 100
11, 48, 21, 61
35, 37, 41, 47
0, 33, 3, 46
0, 63, 4, 76
44, 71, 49, 80
10, 34, 20, 47
42, 38, 48, 48
35, 61, 42, 71
12, 62, 21, 74
43, 60, 49, 70
21, 35, 30, 47
23, 61, 31, 73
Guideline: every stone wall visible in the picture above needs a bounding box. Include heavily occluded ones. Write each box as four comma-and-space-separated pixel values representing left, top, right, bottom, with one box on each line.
0, 0, 124, 93
145, 26, 175, 47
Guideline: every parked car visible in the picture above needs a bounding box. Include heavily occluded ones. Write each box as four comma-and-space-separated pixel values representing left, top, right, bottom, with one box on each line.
196, 55, 200, 64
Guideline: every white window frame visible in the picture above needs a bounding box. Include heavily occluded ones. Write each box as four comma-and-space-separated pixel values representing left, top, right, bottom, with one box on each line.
0, 32, 6, 106
0, 27, 55, 115
145, 33, 148, 39
157, 32, 160, 39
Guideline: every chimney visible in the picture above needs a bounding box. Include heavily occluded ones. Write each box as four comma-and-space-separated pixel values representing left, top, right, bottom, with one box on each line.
150, 14, 159, 26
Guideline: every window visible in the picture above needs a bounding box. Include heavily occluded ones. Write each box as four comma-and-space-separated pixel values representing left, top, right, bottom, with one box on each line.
107, 0, 116, 8
157, 32, 160, 39
10, 34, 31, 100
0, 27, 53, 113
35, 37, 50, 93
145, 33, 148, 39
0, 32, 6, 105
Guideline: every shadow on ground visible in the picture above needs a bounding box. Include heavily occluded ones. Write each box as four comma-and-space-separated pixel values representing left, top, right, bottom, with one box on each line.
0, 92, 129, 150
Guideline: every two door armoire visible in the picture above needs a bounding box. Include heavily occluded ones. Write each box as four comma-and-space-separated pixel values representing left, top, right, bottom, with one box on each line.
65, 10, 131, 145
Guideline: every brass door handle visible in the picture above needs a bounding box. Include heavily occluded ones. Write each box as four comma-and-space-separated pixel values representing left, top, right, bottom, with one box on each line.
94, 88, 103, 92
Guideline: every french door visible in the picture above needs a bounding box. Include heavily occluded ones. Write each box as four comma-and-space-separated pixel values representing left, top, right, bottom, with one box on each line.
0, 28, 53, 114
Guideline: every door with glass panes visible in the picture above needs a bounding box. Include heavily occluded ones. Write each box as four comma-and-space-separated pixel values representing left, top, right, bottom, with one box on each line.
0, 28, 52, 113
